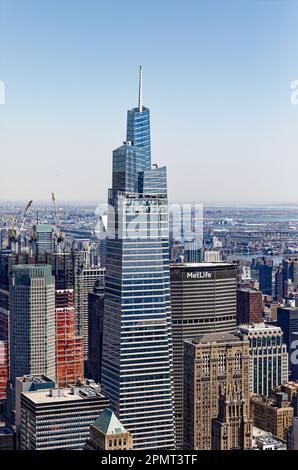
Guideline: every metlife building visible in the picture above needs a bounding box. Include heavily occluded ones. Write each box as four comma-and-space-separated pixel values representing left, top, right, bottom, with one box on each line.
170, 262, 237, 449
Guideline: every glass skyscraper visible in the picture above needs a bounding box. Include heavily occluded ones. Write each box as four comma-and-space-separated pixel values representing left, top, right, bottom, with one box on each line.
101, 68, 175, 450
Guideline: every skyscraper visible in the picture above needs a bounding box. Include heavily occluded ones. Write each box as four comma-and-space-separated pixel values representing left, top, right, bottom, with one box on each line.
55, 289, 84, 387
170, 262, 237, 448
258, 264, 273, 296
101, 68, 175, 450
8, 265, 56, 421
183, 333, 252, 450
237, 323, 288, 396
277, 305, 298, 379
237, 288, 263, 324
87, 280, 104, 384
33, 224, 53, 254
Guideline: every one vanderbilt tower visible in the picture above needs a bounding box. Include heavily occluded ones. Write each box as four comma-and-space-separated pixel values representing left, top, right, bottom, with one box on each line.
101, 68, 175, 449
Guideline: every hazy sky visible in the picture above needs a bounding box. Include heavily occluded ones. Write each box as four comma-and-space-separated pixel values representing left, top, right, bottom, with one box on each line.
1, 0, 298, 204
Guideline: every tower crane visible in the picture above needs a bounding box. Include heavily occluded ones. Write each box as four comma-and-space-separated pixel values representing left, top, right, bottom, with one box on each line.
51, 192, 64, 243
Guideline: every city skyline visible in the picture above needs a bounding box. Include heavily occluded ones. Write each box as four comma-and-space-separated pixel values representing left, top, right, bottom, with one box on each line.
1, 0, 298, 203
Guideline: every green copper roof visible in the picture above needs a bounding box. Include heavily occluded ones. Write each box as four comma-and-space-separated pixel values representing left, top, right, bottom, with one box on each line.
92, 408, 127, 435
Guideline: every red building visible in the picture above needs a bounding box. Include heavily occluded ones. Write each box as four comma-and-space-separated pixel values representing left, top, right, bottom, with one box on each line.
55, 289, 84, 387
0, 340, 8, 401
237, 288, 263, 324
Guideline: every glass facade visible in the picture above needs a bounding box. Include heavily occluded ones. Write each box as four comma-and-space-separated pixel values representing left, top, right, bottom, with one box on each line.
102, 83, 175, 449
127, 107, 151, 169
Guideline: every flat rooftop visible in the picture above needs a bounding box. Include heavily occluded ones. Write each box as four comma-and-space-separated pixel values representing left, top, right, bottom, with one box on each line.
22, 386, 106, 405
238, 323, 282, 332
170, 262, 232, 268
17, 374, 54, 385
187, 332, 241, 345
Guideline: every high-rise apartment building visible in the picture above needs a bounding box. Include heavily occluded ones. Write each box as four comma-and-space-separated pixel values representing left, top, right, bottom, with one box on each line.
183, 333, 252, 450
237, 288, 263, 324
55, 289, 84, 387
19, 381, 109, 450
237, 323, 288, 396
101, 69, 175, 450
170, 262, 237, 448
8, 265, 56, 420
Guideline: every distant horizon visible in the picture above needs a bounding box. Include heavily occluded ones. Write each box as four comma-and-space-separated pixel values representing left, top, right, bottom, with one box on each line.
3, 199, 298, 209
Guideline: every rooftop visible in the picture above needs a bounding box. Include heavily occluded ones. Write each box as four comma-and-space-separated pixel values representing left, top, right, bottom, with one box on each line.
170, 262, 232, 268
22, 385, 106, 404
187, 332, 242, 345
238, 323, 282, 333
92, 408, 127, 435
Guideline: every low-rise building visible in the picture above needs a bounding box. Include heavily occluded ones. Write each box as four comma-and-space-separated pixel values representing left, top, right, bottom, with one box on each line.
251, 393, 294, 441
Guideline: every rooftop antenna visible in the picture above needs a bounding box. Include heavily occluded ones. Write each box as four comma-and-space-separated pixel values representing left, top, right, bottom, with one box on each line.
138, 65, 143, 112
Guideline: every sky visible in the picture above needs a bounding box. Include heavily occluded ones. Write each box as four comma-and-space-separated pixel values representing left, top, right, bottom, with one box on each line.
1, 0, 298, 204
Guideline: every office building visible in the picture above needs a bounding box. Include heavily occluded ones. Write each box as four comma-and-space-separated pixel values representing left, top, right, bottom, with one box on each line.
237, 323, 288, 396
277, 305, 298, 379
287, 417, 298, 450
101, 69, 175, 450
33, 224, 53, 254
251, 393, 294, 441
204, 250, 220, 263
184, 239, 202, 263
183, 333, 252, 450
55, 289, 84, 387
259, 264, 273, 296
283, 257, 298, 292
8, 265, 56, 420
170, 262, 237, 448
237, 288, 262, 324
19, 381, 109, 450
87, 280, 104, 383
15, 374, 56, 447
275, 266, 284, 301
0, 422, 15, 450
84, 408, 133, 450
74, 265, 105, 357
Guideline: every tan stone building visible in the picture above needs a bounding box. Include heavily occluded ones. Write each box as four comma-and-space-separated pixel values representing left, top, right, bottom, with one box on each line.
84, 408, 133, 450
183, 332, 252, 450
251, 393, 294, 441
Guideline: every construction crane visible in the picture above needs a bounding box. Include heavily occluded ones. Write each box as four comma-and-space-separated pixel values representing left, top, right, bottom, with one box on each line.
51, 192, 64, 243
20, 200, 33, 233
8, 200, 33, 246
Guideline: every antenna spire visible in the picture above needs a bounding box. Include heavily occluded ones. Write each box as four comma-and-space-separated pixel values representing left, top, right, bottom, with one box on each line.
138, 65, 143, 112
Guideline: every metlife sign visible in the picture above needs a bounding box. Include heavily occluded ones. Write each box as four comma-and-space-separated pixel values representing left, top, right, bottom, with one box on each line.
186, 271, 213, 280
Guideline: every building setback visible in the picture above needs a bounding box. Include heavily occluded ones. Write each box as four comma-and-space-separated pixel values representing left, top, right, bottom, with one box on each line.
101, 68, 175, 450
170, 262, 237, 448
